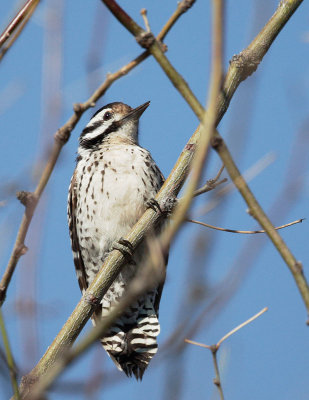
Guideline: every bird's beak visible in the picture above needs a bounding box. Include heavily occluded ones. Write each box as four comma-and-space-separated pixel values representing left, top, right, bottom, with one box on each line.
122, 101, 150, 122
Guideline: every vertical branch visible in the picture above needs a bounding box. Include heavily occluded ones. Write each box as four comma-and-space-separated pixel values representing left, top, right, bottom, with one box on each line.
211, 346, 224, 400
166, 0, 225, 243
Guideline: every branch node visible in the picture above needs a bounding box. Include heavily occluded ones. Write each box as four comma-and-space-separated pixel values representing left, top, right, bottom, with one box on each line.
84, 293, 100, 307
229, 51, 260, 81
73, 103, 83, 114
136, 31, 155, 49
16, 244, 28, 257
211, 135, 223, 150
210, 344, 218, 353
16, 191, 36, 208
178, 0, 196, 12
55, 127, 70, 145
295, 261, 303, 274
246, 207, 255, 218
213, 377, 220, 387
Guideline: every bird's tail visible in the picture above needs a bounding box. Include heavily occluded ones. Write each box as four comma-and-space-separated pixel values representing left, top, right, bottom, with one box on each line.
100, 299, 160, 380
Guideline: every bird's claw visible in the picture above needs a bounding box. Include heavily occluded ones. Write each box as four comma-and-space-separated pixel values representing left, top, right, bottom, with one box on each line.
146, 198, 163, 214
113, 238, 136, 265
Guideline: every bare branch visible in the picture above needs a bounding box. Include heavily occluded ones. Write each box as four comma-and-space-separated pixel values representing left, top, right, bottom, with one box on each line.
216, 307, 268, 347
193, 164, 226, 197
188, 218, 304, 234
216, 0, 304, 126
185, 307, 268, 400
0, 0, 41, 62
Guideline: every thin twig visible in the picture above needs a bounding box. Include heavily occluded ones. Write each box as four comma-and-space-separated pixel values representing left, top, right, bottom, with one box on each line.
0, 0, 41, 62
140, 9, 151, 33
216, 307, 268, 347
193, 178, 227, 197
0, 308, 20, 399
193, 164, 226, 197
196, 152, 275, 216
185, 307, 268, 400
187, 218, 304, 234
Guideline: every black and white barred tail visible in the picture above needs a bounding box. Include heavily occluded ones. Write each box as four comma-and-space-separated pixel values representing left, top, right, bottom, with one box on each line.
100, 292, 160, 380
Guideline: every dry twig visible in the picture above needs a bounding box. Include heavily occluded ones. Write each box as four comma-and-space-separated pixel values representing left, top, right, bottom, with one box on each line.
188, 217, 304, 234
0, 0, 41, 62
185, 307, 268, 400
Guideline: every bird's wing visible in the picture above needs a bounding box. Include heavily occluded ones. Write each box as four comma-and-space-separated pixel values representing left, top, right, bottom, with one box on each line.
68, 172, 88, 293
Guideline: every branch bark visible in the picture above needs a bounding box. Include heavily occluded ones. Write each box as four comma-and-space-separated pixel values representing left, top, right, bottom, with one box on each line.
0, 0, 41, 62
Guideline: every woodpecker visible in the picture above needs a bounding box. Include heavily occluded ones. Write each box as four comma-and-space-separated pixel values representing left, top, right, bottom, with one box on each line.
67, 101, 167, 379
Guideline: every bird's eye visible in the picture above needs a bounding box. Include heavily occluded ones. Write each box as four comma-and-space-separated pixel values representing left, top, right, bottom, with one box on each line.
103, 111, 112, 121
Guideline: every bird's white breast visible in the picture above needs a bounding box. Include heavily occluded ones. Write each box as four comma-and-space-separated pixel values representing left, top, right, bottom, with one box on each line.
73, 144, 162, 282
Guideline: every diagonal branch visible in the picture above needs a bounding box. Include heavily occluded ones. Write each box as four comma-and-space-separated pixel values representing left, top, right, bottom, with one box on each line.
101, 0, 309, 315
216, 0, 304, 126
0, 0, 41, 62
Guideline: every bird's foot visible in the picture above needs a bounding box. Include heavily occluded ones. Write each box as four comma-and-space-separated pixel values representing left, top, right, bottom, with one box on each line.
112, 238, 136, 265
146, 198, 163, 214
147, 197, 177, 217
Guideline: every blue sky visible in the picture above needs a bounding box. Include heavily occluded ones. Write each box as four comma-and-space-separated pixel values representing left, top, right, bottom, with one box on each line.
0, 1, 309, 399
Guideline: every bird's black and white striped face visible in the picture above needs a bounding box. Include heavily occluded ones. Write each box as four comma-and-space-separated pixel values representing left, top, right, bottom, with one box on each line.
78, 101, 150, 156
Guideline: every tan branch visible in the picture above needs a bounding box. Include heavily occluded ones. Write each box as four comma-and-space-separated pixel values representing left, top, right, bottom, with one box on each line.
185, 307, 268, 400
188, 217, 304, 234
216, 0, 304, 125
0, 0, 41, 62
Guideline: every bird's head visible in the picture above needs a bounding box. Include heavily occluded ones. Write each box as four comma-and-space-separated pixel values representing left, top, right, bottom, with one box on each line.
78, 101, 150, 154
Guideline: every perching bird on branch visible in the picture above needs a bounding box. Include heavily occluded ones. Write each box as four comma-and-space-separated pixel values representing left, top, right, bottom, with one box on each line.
67, 101, 167, 379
